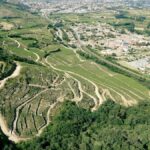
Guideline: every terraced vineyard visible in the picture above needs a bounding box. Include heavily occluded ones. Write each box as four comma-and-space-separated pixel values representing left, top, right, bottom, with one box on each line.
0, 2, 150, 143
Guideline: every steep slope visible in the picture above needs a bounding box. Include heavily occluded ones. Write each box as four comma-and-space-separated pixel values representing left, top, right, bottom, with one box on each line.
0, 2, 149, 144
18, 100, 150, 150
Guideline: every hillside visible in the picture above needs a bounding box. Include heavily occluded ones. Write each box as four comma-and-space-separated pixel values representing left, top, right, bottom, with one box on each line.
18, 100, 150, 150
0, 1, 150, 149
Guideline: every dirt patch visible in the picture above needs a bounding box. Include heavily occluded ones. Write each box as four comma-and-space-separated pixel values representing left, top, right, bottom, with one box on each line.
0, 22, 14, 30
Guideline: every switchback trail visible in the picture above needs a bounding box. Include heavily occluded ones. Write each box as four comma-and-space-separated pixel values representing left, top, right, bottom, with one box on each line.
45, 57, 104, 110
0, 62, 29, 143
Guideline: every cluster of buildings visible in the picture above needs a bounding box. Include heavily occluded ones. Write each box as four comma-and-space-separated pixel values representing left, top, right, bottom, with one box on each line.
17, 0, 129, 15
63, 23, 150, 74
11, 0, 150, 15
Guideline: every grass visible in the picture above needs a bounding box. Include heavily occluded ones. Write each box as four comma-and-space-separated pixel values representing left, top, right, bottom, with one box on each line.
48, 47, 149, 102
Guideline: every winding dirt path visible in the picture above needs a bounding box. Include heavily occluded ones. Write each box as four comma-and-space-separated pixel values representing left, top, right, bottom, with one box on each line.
67, 71, 103, 108
0, 62, 21, 89
12, 39, 20, 48
45, 57, 104, 109
37, 102, 57, 136
0, 62, 28, 143
24, 48, 40, 62
104, 89, 116, 102
45, 57, 139, 107
68, 82, 78, 101
0, 61, 6, 72
99, 82, 137, 107
10, 38, 40, 62
0, 114, 29, 143
37, 97, 61, 136
9, 38, 40, 62
66, 73, 98, 111
66, 73, 83, 102
12, 89, 48, 135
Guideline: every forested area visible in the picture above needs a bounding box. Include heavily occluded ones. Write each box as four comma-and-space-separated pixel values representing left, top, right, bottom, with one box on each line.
16, 100, 150, 150
0, 129, 16, 150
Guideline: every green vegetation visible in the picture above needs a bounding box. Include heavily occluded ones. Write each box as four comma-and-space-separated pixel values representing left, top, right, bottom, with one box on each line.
115, 11, 129, 19
110, 22, 135, 32
0, 129, 16, 150
0, 48, 16, 80
44, 48, 61, 58
147, 22, 150, 29
135, 16, 146, 22
0, 48, 40, 67
77, 50, 150, 88
0, 2, 150, 149
62, 29, 70, 42
115, 11, 146, 22
18, 100, 150, 150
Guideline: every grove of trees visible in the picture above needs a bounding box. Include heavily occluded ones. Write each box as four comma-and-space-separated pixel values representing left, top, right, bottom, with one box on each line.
17, 100, 150, 150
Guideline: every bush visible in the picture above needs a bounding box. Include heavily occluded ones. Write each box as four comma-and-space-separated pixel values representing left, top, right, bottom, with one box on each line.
47, 23, 53, 29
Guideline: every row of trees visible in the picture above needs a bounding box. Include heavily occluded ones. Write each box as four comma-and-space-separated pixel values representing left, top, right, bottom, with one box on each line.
115, 11, 146, 22
111, 22, 135, 32
44, 48, 61, 58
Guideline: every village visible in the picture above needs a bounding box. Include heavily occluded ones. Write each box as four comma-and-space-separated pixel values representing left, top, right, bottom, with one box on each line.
64, 23, 150, 74
19, 0, 127, 15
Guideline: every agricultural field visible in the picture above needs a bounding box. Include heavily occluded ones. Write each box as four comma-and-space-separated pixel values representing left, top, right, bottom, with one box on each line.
0, 2, 150, 145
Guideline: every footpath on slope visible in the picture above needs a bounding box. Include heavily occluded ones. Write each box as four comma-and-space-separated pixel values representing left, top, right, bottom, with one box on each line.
0, 62, 21, 89
0, 62, 29, 143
